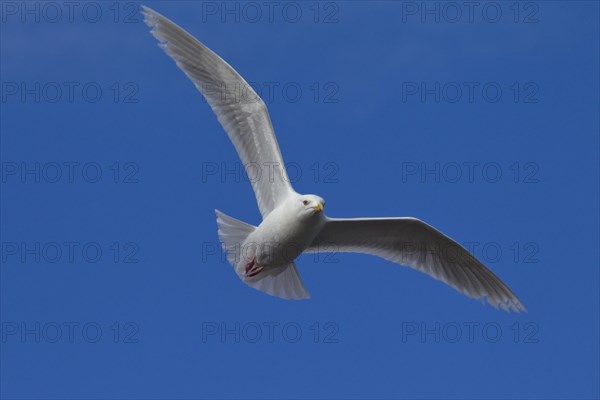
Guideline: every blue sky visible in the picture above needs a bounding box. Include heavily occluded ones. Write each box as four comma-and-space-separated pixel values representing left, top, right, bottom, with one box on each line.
1, 1, 599, 398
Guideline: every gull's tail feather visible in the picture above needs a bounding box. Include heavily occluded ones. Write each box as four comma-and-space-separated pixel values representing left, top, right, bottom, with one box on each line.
215, 210, 310, 300
215, 209, 256, 268
248, 262, 310, 300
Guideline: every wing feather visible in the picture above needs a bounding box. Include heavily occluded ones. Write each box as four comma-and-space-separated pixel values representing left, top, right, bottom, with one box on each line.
142, 6, 293, 217
307, 217, 525, 312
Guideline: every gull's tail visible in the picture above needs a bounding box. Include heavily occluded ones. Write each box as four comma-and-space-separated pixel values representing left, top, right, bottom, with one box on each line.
215, 210, 310, 300
215, 209, 256, 268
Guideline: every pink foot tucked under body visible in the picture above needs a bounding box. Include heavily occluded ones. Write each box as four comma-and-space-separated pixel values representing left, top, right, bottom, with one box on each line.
245, 259, 264, 277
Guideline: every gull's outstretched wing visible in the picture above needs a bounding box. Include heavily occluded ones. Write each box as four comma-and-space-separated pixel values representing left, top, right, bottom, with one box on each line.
307, 217, 525, 312
142, 6, 293, 217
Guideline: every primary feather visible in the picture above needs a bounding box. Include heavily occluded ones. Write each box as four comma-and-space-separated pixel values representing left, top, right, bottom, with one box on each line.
142, 6, 293, 218
307, 217, 526, 312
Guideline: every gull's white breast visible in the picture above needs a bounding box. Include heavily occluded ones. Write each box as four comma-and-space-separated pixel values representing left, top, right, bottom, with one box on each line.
243, 203, 325, 270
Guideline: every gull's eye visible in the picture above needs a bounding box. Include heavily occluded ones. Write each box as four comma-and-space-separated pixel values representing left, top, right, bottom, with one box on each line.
302, 200, 309, 206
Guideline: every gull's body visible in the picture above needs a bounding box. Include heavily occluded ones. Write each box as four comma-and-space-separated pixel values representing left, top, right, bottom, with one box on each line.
229, 194, 326, 276
142, 6, 526, 312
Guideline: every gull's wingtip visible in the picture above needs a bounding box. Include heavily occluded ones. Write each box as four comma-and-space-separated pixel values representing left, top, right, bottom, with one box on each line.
140, 4, 153, 14
504, 299, 527, 314
479, 293, 526, 314
140, 5, 159, 27
516, 302, 528, 314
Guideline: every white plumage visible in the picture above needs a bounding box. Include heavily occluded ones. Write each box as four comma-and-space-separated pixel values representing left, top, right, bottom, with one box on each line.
142, 6, 526, 312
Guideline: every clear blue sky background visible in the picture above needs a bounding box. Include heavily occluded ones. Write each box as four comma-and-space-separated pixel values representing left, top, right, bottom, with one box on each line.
1, 1, 599, 399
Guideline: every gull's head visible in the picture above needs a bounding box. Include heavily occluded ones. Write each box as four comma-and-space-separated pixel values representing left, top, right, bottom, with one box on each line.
294, 194, 325, 219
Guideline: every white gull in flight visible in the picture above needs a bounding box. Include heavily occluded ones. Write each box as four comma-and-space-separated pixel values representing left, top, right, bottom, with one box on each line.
142, 6, 525, 312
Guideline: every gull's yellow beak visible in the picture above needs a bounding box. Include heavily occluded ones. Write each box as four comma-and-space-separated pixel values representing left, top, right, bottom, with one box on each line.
313, 202, 324, 212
